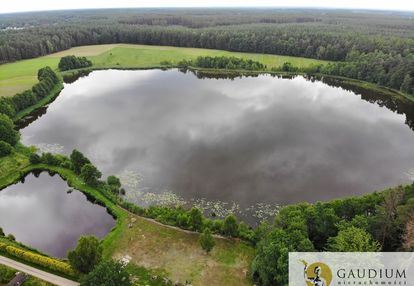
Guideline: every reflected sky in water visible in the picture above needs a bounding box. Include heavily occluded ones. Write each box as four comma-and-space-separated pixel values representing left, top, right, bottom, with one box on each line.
21, 70, 414, 207
0, 172, 115, 257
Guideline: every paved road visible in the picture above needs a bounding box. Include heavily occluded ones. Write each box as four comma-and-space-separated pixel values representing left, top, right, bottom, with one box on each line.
0, 255, 79, 286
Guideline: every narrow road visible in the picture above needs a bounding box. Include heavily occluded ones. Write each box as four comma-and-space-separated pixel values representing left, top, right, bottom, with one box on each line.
0, 255, 79, 286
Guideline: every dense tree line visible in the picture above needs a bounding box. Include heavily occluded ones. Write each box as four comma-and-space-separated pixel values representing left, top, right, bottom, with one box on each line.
0, 9, 413, 94
0, 66, 60, 118
58, 55, 92, 71
180, 56, 265, 70
252, 184, 414, 285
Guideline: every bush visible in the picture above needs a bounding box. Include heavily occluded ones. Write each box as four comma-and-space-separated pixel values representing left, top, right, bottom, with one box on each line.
0, 113, 19, 146
160, 60, 172, 65
0, 97, 16, 117
81, 163, 102, 187
59, 55, 92, 71
281, 62, 299, 72
211, 220, 224, 234
0, 141, 13, 157
70, 149, 91, 174
0, 242, 76, 276
68, 236, 102, 274
222, 214, 239, 237
41, 152, 61, 166
189, 208, 204, 231
193, 56, 265, 70
199, 228, 215, 254
0, 227, 4, 236
107, 175, 121, 188
81, 260, 131, 286
0, 264, 16, 283
238, 222, 255, 241
327, 226, 381, 252
29, 153, 41, 164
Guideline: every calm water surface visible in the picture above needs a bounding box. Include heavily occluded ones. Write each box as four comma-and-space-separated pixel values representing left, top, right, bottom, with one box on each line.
0, 171, 115, 257
20, 70, 414, 216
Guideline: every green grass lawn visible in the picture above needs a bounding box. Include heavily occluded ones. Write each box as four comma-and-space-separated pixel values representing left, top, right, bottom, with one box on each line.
0, 44, 330, 97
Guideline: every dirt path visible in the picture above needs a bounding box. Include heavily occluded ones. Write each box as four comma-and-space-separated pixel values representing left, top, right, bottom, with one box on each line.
136, 214, 232, 240
0, 255, 79, 286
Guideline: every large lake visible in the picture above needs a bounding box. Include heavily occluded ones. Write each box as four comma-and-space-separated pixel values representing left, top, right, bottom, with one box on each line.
0, 171, 115, 257
20, 69, 414, 220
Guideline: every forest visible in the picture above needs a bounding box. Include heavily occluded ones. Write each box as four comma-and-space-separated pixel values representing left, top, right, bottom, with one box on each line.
0, 9, 413, 94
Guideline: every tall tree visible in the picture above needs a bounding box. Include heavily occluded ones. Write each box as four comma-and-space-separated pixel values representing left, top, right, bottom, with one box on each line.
81, 260, 131, 286
0, 114, 19, 146
327, 226, 381, 252
68, 236, 103, 274
81, 163, 102, 186
199, 228, 215, 254
70, 149, 91, 174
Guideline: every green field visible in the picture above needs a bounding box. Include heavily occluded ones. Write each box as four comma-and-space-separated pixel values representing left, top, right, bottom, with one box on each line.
0, 44, 330, 97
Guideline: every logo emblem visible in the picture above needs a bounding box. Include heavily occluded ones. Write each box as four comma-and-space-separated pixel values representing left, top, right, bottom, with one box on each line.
300, 260, 333, 286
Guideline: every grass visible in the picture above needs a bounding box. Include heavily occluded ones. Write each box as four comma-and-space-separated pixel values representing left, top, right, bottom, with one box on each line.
49, 165, 255, 285
0, 57, 58, 97
108, 214, 254, 286
0, 44, 330, 97
0, 264, 53, 286
0, 148, 255, 285
90, 44, 329, 70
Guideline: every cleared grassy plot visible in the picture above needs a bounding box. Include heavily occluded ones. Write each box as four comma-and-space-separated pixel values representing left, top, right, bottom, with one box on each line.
46, 44, 120, 58
0, 57, 59, 97
91, 44, 329, 69
0, 44, 330, 97
109, 214, 254, 286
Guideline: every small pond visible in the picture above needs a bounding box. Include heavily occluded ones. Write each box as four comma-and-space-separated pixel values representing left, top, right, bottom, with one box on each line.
0, 171, 116, 257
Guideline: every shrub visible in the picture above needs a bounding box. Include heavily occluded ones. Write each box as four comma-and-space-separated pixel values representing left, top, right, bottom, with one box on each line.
199, 228, 215, 254
68, 236, 102, 274
59, 56, 92, 71
0, 243, 76, 276
222, 214, 239, 237
41, 152, 61, 166
0, 264, 16, 283
0, 141, 12, 157
327, 226, 381, 252
81, 260, 131, 286
238, 222, 255, 241
0, 227, 4, 236
70, 149, 91, 174
0, 97, 16, 117
81, 164, 102, 187
211, 219, 224, 234
107, 175, 121, 188
0, 114, 19, 146
29, 153, 41, 164
160, 60, 172, 65
189, 208, 204, 231
281, 62, 299, 72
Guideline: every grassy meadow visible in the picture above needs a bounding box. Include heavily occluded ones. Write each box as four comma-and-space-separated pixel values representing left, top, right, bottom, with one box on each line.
0, 44, 330, 97
109, 214, 254, 286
